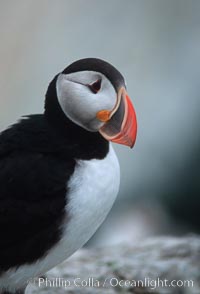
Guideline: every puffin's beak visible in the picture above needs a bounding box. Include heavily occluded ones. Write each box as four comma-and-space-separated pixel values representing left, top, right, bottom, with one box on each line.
97, 87, 137, 148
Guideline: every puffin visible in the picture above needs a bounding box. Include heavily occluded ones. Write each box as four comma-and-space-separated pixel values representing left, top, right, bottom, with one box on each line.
0, 58, 137, 294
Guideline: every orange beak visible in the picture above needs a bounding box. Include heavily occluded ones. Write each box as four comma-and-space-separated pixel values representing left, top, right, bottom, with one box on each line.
97, 87, 137, 148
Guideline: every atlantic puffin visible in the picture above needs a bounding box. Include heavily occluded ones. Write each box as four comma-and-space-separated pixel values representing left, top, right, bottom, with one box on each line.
0, 58, 137, 294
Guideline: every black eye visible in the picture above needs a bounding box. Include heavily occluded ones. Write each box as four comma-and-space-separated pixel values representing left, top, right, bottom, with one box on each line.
88, 79, 102, 94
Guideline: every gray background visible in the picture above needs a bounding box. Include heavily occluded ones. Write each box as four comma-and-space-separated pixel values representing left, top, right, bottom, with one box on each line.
0, 0, 200, 245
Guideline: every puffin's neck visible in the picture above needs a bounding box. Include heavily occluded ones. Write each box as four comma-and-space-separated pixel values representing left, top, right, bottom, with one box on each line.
44, 75, 109, 160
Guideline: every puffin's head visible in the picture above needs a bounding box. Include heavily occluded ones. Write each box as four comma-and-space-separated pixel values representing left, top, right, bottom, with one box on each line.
45, 58, 137, 148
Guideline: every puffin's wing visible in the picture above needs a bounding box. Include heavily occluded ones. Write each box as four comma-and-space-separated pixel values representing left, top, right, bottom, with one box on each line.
0, 151, 74, 271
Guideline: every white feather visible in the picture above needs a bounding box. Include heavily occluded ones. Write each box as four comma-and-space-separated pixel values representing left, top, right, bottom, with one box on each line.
56, 71, 117, 131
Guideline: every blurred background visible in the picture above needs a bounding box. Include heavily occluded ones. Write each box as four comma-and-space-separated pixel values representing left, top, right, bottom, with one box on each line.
0, 0, 200, 246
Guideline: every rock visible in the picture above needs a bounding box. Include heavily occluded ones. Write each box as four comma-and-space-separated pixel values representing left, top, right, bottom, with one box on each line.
27, 235, 200, 294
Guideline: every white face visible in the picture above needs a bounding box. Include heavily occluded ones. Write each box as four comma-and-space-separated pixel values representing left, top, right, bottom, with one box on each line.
56, 71, 117, 131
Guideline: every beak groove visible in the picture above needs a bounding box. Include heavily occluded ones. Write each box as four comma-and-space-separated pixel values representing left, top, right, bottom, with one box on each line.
99, 87, 137, 148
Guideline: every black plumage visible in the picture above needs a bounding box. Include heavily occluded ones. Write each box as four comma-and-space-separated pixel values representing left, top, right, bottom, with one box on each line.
62, 58, 125, 91
0, 110, 108, 273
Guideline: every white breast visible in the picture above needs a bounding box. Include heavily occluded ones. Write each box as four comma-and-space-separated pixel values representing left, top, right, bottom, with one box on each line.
64, 144, 120, 255
0, 144, 120, 292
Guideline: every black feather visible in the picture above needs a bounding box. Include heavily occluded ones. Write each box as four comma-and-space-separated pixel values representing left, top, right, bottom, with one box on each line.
0, 114, 108, 272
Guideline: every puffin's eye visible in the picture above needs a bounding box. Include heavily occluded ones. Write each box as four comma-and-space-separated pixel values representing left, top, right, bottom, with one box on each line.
88, 79, 102, 94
